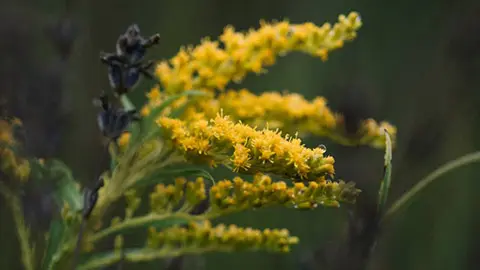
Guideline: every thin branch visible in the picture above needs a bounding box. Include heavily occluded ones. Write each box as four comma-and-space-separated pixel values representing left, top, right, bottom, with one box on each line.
88, 212, 202, 244
383, 151, 480, 221
0, 182, 35, 270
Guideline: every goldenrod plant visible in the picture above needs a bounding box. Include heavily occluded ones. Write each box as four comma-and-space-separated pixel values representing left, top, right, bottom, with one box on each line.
3, 11, 476, 270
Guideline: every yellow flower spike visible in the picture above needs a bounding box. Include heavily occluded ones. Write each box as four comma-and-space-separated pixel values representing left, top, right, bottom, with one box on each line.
180, 89, 396, 149
148, 221, 299, 253
158, 115, 335, 181
151, 173, 358, 217
155, 12, 362, 94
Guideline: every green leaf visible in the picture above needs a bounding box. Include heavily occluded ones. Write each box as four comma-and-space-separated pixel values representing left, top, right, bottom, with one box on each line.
28, 158, 83, 211
41, 220, 65, 270
134, 166, 216, 188
28, 158, 47, 184
47, 160, 83, 211
377, 129, 392, 215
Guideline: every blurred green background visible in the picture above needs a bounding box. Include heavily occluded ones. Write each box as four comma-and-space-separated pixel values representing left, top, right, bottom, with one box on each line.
1, 0, 480, 269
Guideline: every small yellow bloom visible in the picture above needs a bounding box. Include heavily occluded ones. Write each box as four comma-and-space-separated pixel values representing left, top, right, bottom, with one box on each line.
146, 87, 161, 101
117, 132, 131, 149
140, 105, 151, 117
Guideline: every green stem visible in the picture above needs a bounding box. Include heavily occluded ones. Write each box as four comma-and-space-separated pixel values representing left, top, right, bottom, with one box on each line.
377, 130, 393, 215
383, 151, 480, 221
78, 246, 232, 270
0, 183, 35, 270
89, 212, 203, 243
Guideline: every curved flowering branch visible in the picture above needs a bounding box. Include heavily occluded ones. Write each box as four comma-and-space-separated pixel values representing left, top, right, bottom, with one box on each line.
79, 221, 299, 270
141, 88, 397, 149
75, 171, 359, 268
85, 173, 360, 246
155, 12, 362, 94
199, 89, 396, 148
147, 220, 299, 253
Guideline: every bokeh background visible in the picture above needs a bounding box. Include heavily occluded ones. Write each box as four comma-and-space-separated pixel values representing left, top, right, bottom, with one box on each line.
1, 0, 480, 269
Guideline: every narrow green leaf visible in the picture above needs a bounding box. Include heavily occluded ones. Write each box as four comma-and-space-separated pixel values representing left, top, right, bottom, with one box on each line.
41, 220, 65, 270
377, 129, 392, 215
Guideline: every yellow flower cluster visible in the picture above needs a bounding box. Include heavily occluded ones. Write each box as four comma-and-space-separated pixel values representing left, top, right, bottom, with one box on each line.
148, 173, 359, 217
209, 173, 359, 210
146, 220, 299, 253
155, 12, 362, 94
0, 118, 30, 182
157, 114, 335, 180
182, 89, 397, 148
355, 118, 397, 149
149, 177, 207, 213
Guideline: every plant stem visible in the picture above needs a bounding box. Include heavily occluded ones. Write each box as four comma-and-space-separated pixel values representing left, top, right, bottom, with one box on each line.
78, 246, 231, 270
88, 212, 202, 243
0, 183, 35, 270
383, 151, 480, 221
